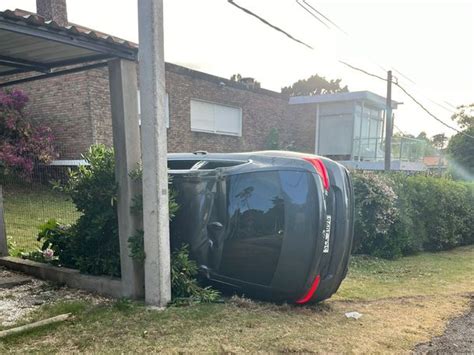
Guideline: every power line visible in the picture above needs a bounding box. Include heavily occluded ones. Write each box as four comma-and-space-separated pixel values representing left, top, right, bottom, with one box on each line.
427, 98, 456, 115
296, 0, 330, 29
393, 83, 474, 139
301, 0, 348, 35
293, 1, 462, 127
227, 2, 469, 138
227, 0, 313, 49
339, 60, 386, 81
444, 101, 458, 110
391, 67, 416, 85
339, 61, 473, 139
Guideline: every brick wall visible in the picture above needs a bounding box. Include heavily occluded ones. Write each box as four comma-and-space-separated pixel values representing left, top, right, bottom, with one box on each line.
1, 63, 317, 158
87, 67, 113, 147
286, 103, 318, 153
2, 71, 95, 159
165, 64, 291, 153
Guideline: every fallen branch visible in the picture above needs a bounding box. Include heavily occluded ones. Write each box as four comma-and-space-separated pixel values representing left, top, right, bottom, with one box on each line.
0, 313, 71, 339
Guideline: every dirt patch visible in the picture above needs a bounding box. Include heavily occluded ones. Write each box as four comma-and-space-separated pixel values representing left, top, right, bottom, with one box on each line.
414, 294, 474, 353
0, 267, 111, 327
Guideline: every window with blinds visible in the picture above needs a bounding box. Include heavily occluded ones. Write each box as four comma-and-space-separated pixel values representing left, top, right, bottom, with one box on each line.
190, 99, 242, 136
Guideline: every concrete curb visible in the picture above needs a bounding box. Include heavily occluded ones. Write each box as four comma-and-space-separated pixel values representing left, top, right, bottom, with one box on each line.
0, 256, 122, 298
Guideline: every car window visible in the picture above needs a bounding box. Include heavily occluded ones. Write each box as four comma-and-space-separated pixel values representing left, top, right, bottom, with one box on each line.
220, 170, 312, 285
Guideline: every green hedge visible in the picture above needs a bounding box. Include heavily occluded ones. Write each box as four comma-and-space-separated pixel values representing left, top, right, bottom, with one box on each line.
352, 172, 474, 259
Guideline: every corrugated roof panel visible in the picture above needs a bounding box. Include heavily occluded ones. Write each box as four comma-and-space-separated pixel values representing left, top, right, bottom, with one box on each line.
0, 8, 137, 78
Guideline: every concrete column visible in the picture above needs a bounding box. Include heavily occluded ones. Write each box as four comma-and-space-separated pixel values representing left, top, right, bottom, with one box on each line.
108, 59, 144, 299
0, 186, 8, 256
138, 0, 171, 307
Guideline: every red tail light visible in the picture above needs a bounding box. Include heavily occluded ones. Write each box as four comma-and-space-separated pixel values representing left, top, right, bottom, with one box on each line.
304, 157, 330, 191
295, 274, 321, 304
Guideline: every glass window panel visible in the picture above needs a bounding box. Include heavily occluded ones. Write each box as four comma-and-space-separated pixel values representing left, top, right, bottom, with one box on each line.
222, 171, 285, 285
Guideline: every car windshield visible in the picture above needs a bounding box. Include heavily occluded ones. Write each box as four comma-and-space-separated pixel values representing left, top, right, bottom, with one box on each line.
220, 170, 313, 285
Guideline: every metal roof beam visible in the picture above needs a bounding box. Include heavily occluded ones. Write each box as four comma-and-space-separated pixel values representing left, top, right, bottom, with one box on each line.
0, 61, 108, 88
0, 54, 114, 78
0, 18, 137, 61
0, 54, 50, 73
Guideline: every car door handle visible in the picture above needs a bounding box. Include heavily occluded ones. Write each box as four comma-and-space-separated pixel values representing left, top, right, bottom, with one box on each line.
208, 221, 223, 232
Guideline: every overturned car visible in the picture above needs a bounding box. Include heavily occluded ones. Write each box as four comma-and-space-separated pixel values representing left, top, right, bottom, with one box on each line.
168, 151, 354, 304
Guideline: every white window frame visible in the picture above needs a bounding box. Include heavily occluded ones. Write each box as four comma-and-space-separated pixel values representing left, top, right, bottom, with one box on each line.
137, 90, 169, 128
190, 99, 242, 137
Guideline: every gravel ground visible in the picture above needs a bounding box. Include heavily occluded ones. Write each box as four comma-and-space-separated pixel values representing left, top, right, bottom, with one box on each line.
0, 267, 110, 327
415, 295, 474, 354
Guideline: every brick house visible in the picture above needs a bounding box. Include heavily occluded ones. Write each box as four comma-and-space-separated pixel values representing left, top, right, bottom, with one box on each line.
2, 0, 408, 170
1, 0, 311, 162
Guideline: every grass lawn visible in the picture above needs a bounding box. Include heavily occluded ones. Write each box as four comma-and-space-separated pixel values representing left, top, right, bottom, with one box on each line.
0, 246, 473, 353
2, 183, 80, 253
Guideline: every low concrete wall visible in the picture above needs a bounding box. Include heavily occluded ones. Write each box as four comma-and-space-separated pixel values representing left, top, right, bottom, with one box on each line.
0, 256, 122, 298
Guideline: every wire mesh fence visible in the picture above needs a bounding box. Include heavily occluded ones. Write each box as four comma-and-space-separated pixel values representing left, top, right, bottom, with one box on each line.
1, 160, 81, 255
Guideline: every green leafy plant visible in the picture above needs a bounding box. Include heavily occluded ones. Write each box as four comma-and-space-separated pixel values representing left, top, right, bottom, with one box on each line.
265, 128, 280, 150
58, 145, 121, 276
352, 171, 474, 259
44, 144, 219, 303
36, 219, 74, 267
171, 245, 220, 305
6, 235, 22, 257
127, 165, 218, 303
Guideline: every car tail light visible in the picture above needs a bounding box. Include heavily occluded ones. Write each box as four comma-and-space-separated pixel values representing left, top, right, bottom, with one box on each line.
295, 274, 321, 304
304, 158, 330, 191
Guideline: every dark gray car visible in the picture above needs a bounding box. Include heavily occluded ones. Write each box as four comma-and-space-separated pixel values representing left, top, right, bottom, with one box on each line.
168, 151, 354, 304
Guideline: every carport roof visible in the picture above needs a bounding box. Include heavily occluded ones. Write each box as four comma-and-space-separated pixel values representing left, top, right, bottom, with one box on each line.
0, 9, 137, 78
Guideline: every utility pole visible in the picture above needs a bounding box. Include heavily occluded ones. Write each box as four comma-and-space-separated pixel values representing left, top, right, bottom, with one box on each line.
384, 70, 393, 171
138, 0, 171, 307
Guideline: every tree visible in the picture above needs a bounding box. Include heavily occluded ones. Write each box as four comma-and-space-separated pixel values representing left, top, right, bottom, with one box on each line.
281, 74, 348, 96
447, 103, 474, 179
230, 73, 261, 89
0, 89, 57, 178
431, 133, 448, 150
230, 73, 242, 82
447, 127, 474, 179
451, 103, 474, 129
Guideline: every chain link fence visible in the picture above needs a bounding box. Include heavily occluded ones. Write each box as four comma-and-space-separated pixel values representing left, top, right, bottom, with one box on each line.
1, 153, 82, 255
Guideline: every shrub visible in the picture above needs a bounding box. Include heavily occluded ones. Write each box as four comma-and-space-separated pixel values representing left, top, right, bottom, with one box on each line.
352, 171, 474, 258
36, 219, 75, 268
40, 144, 218, 303
352, 172, 401, 259
0, 89, 57, 178
60, 144, 121, 276
171, 245, 220, 304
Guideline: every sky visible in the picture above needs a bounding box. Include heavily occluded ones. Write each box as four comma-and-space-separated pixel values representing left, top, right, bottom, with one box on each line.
2, 0, 473, 137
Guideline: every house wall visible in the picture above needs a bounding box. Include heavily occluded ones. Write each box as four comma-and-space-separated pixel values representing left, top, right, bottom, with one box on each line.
2, 63, 318, 158
164, 64, 291, 153
1, 71, 95, 159
286, 103, 318, 153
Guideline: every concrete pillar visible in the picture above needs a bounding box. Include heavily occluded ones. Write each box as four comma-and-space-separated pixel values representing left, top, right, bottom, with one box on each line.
0, 186, 8, 256
138, 0, 171, 307
108, 59, 144, 299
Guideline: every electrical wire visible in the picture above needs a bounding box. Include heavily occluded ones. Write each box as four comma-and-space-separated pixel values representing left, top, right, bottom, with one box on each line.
339, 60, 386, 81
391, 67, 416, 85
228, 1, 470, 139
227, 0, 313, 49
301, 0, 348, 35
393, 83, 474, 139
296, 0, 330, 29
339, 61, 473, 139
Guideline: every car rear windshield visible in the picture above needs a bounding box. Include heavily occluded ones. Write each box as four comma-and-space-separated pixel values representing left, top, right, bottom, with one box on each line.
220, 170, 314, 285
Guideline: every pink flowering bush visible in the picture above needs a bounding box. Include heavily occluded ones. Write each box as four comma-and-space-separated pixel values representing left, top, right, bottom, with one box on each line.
0, 89, 57, 178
